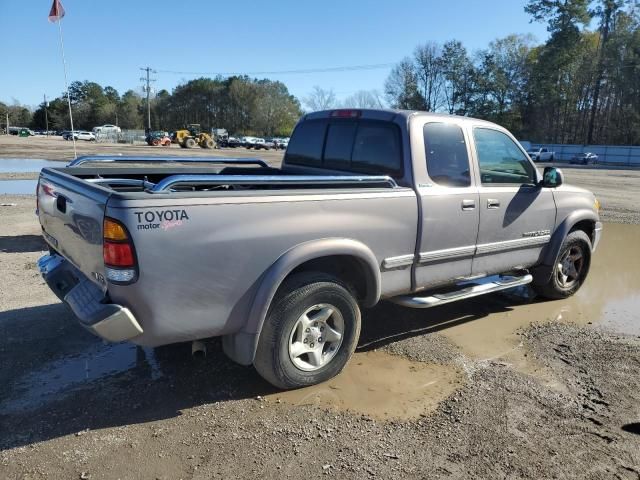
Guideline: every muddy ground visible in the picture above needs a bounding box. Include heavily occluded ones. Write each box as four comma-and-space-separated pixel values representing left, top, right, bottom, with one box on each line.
1, 154, 640, 478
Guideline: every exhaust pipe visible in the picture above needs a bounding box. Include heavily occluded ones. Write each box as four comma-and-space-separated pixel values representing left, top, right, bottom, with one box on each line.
191, 340, 206, 357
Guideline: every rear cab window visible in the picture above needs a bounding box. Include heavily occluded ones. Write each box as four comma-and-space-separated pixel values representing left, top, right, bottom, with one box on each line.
285, 118, 403, 177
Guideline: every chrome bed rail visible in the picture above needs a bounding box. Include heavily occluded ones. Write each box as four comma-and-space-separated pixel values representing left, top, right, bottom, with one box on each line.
67, 155, 269, 168
149, 174, 398, 192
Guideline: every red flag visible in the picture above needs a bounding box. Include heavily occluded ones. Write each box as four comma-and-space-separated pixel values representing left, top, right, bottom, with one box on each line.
48, 0, 66, 23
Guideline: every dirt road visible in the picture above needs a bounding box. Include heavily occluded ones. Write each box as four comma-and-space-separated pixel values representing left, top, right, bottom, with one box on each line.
0, 135, 285, 164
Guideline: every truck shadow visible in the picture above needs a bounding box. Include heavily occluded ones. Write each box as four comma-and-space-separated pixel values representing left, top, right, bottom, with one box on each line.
0, 234, 47, 253
0, 294, 521, 451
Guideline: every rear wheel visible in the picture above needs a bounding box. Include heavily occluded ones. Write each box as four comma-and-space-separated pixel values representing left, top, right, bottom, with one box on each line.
254, 273, 361, 390
533, 230, 591, 299
184, 138, 196, 149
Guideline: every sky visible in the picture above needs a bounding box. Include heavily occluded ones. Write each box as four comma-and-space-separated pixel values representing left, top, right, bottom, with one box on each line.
0, 0, 550, 108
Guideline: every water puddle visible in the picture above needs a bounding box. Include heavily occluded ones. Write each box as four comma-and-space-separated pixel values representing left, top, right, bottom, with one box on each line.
436, 223, 640, 364
268, 350, 462, 420
0, 179, 38, 194
3, 342, 161, 413
0, 158, 63, 173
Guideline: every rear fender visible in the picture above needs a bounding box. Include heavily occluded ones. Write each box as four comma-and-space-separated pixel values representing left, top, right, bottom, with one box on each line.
222, 238, 381, 365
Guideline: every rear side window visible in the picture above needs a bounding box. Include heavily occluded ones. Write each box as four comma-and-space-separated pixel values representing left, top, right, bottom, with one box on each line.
286, 119, 403, 177
423, 123, 471, 187
285, 120, 326, 166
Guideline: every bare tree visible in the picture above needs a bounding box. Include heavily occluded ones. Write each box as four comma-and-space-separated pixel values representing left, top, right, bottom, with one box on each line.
413, 42, 445, 111
303, 86, 337, 111
384, 57, 424, 109
342, 90, 385, 108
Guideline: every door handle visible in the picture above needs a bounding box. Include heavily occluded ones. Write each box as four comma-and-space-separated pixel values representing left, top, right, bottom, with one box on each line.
461, 199, 476, 211
487, 198, 500, 209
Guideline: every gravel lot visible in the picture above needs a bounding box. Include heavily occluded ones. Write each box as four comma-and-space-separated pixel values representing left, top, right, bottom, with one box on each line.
1, 140, 640, 479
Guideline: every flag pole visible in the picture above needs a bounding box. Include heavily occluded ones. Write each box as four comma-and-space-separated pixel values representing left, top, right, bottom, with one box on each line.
56, 17, 77, 159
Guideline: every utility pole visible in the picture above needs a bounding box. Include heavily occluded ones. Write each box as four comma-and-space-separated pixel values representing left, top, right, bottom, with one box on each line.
5, 113, 9, 135
140, 66, 156, 133
44, 94, 49, 135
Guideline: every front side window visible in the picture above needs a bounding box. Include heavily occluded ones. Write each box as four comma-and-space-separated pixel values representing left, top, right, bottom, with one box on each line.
473, 128, 537, 185
423, 123, 471, 187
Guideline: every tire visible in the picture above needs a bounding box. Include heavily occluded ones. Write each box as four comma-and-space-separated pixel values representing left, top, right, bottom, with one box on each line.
202, 138, 214, 149
254, 272, 361, 390
533, 230, 591, 300
550, 154, 555, 161
185, 138, 196, 149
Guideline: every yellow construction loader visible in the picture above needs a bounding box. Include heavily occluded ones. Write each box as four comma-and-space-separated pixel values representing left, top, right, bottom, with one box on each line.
173, 124, 215, 149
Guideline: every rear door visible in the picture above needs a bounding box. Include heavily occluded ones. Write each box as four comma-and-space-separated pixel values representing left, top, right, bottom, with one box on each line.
471, 127, 556, 276
38, 168, 110, 289
414, 121, 480, 289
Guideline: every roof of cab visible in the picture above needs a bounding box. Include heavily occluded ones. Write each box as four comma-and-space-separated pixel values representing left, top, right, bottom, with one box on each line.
302, 108, 499, 128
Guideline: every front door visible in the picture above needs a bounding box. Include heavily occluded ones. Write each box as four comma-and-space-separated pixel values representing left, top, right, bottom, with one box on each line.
415, 121, 480, 290
471, 127, 556, 276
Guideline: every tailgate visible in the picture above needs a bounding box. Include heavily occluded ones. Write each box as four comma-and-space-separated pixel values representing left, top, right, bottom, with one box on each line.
37, 167, 111, 290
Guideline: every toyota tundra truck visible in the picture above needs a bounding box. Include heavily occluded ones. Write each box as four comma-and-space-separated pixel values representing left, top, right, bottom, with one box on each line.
36, 109, 602, 389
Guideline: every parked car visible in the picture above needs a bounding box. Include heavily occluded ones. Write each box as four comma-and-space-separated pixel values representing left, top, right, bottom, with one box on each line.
61, 131, 75, 140
77, 131, 96, 141
252, 138, 275, 150
570, 152, 598, 165
36, 109, 602, 390
92, 124, 121, 134
527, 147, 555, 162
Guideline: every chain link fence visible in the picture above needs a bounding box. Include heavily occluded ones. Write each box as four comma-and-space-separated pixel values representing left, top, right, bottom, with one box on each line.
95, 130, 147, 144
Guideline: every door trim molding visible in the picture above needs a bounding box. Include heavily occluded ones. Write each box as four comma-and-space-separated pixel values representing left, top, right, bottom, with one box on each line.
381, 254, 415, 270
419, 245, 476, 264
476, 235, 550, 255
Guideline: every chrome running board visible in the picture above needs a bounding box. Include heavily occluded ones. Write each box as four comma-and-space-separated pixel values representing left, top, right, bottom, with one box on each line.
390, 273, 532, 309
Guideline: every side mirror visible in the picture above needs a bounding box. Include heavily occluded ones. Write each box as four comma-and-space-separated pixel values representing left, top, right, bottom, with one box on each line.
541, 167, 564, 188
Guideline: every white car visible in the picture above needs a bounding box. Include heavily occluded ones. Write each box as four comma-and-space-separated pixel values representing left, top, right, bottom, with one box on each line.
527, 147, 555, 162
76, 131, 96, 141
92, 124, 121, 134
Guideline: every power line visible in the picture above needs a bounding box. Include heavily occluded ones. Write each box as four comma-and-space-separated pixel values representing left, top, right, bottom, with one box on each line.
156, 62, 395, 77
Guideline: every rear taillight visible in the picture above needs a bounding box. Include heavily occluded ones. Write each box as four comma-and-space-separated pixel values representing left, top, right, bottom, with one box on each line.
103, 217, 137, 284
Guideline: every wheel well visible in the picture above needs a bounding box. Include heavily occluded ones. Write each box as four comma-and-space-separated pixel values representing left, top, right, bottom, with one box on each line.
287, 255, 371, 304
570, 220, 595, 245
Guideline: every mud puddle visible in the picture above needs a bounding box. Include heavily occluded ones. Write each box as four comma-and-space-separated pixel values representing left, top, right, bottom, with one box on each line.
434, 223, 639, 379
3, 342, 161, 413
268, 350, 462, 420
0, 179, 38, 194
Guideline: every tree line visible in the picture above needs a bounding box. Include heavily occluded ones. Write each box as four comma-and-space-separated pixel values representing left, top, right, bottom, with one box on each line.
384, 0, 640, 145
17, 76, 302, 136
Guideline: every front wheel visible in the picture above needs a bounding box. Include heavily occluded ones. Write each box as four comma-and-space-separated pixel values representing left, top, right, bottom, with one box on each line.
533, 230, 591, 299
254, 273, 361, 390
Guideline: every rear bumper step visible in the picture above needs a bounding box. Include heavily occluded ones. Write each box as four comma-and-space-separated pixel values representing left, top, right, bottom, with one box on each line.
38, 253, 143, 342
390, 273, 533, 309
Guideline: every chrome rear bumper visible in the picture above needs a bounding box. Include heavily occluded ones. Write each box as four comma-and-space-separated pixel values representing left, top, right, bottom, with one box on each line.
38, 253, 143, 342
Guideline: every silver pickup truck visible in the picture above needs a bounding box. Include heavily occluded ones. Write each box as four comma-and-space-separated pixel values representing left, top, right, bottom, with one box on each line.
37, 109, 602, 389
